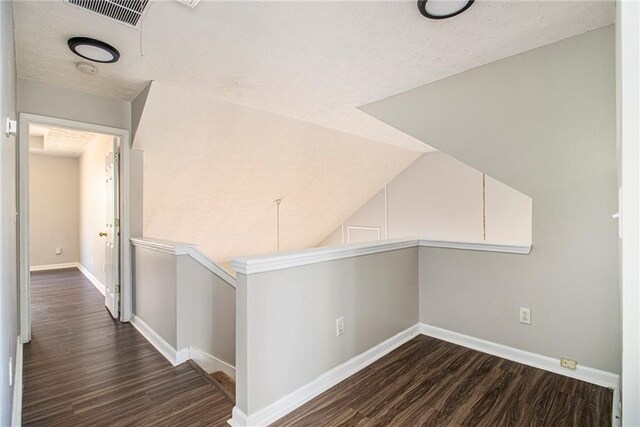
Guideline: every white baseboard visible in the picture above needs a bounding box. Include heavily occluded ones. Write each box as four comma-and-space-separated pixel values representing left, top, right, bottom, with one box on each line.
30, 262, 78, 272
419, 323, 618, 388
77, 263, 106, 296
231, 324, 420, 427
11, 336, 23, 427
189, 346, 236, 379
419, 323, 621, 426
131, 314, 183, 366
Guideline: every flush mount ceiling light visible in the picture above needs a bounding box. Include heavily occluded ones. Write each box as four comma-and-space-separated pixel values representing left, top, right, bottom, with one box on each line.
68, 37, 120, 63
418, 0, 474, 19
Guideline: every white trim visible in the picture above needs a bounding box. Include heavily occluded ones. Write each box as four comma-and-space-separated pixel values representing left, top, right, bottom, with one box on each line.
77, 263, 106, 296
11, 336, 23, 427
176, 347, 190, 364
384, 185, 389, 239
130, 314, 185, 366
130, 237, 196, 255
231, 325, 419, 427
418, 239, 531, 255
618, 1, 640, 425
189, 249, 237, 287
18, 114, 132, 341
346, 226, 381, 244
131, 237, 237, 287
419, 323, 619, 389
231, 238, 531, 275
29, 262, 78, 272
189, 346, 236, 379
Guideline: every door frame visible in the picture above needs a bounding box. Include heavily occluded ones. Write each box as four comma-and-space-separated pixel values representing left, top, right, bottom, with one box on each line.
18, 113, 132, 343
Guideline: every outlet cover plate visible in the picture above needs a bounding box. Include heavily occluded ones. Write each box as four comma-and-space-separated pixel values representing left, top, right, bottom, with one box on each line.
561, 358, 577, 370
519, 307, 531, 325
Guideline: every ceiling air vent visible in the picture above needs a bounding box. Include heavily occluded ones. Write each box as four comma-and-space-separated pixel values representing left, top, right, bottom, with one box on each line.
66, 0, 150, 28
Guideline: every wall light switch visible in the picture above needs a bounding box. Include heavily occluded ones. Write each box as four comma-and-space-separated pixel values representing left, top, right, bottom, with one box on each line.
336, 316, 345, 336
5, 118, 16, 136
8, 357, 12, 386
55, 248, 62, 255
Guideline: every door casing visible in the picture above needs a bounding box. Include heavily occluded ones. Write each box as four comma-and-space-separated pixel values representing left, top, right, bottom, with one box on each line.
17, 114, 132, 343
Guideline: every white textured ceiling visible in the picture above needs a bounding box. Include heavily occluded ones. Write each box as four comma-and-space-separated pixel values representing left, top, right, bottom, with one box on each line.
14, 1, 614, 152
29, 124, 101, 157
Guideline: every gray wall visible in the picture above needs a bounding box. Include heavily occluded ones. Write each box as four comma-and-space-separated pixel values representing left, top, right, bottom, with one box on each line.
0, 1, 17, 424
236, 247, 419, 415
177, 256, 236, 366
17, 79, 131, 131
29, 154, 80, 266
363, 26, 619, 372
133, 247, 178, 347
133, 245, 236, 366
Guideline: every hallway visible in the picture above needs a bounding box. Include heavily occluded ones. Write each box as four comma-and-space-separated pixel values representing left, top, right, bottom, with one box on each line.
22, 268, 233, 426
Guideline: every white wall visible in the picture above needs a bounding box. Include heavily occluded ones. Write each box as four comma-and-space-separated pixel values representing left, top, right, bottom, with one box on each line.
29, 154, 79, 266
79, 135, 112, 286
134, 82, 420, 264
235, 247, 418, 416
0, 1, 17, 425
320, 151, 532, 246
362, 26, 619, 373
618, 1, 640, 424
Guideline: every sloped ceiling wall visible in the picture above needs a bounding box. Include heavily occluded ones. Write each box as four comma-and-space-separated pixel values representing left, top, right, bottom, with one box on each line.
134, 82, 420, 262
360, 26, 619, 372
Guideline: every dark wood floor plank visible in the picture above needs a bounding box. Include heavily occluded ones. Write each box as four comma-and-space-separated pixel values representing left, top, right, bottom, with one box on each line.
22, 268, 233, 426
274, 335, 613, 427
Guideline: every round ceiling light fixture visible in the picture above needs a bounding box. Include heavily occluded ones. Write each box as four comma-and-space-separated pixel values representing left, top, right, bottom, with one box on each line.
67, 37, 120, 63
417, 0, 474, 19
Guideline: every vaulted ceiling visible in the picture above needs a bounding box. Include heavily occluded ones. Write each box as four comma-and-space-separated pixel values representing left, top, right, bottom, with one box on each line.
13, 1, 614, 152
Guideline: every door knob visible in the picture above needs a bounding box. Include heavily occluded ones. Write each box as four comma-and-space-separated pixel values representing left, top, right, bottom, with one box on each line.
99, 232, 108, 237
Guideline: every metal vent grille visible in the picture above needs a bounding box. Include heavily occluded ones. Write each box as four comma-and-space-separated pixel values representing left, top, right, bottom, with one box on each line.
66, 0, 150, 27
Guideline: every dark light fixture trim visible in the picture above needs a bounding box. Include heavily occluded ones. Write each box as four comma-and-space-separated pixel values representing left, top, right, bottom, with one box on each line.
417, 0, 474, 20
68, 37, 120, 63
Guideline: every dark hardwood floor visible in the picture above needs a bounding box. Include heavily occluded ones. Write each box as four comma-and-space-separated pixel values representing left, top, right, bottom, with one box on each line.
273, 335, 613, 427
23, 268, 233, 426
24, 268, 613, 426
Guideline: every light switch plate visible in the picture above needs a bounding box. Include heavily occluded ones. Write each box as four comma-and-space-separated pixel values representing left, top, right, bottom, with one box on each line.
336, 316, 344, 336
5, 118, 16, 136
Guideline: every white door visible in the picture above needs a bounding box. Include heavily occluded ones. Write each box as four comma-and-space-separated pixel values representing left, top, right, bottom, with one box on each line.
103, 138, 120, 318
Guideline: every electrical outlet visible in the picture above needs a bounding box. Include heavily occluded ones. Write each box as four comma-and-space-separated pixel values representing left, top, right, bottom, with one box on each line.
561, 358, 577, 370
336, 316, 345, 336
519, 307, 531, 325
55, 248, 62, 255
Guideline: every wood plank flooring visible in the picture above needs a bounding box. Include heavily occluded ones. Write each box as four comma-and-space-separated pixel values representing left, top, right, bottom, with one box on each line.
23, 268, 233, 426
23, 268, 613, 426
273, 335, 613, 427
